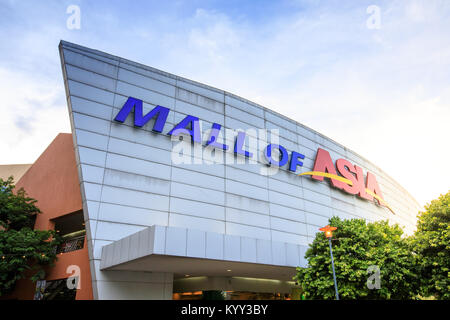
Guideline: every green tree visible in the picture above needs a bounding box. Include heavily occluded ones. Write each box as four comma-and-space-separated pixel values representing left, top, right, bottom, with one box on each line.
294, 216, 418, 299
413, 191, 450, 299
0, 177, 61, 296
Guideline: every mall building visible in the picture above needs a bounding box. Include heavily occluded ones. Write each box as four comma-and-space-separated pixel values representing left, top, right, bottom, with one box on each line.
4, 41, 421, 300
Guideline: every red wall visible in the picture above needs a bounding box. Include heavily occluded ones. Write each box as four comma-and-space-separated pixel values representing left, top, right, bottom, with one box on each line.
6, 133, 93, 300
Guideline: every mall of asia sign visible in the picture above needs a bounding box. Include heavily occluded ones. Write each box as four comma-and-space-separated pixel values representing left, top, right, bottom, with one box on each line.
114, 96, 394, 214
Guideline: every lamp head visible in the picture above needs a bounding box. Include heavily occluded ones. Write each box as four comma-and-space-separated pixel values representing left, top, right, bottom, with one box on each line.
319, 225, 337, 238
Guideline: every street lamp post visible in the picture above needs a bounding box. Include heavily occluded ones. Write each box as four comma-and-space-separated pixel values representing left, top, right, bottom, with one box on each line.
319, 225, 339, 300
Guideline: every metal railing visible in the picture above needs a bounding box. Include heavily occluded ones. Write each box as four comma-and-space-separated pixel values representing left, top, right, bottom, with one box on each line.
56, 235, 85, 254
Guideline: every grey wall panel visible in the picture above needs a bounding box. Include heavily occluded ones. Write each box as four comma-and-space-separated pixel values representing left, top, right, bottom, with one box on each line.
70, 96, 113, 120
226, 207, 270, 228
169, 213, 225, 233
225, 94, 264, 118
226, 222, 271, 240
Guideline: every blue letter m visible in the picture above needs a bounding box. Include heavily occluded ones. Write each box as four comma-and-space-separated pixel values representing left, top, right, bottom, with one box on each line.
114, 96, 170, 133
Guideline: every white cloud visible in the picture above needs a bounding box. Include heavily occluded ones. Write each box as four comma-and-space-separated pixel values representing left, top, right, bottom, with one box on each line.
0, 67, 70, 165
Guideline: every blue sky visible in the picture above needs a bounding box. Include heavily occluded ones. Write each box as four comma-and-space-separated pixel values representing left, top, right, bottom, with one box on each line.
0, 0, 449, 207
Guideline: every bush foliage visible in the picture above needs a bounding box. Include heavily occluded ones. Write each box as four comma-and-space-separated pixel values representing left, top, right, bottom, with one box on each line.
295, 190, 450, 300
294, 216, 418, 299
0, 177, 61, 296
413, 191, 450, 299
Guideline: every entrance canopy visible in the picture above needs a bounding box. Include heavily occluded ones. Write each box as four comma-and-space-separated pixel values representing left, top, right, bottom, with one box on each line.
100, 225, 308, 281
